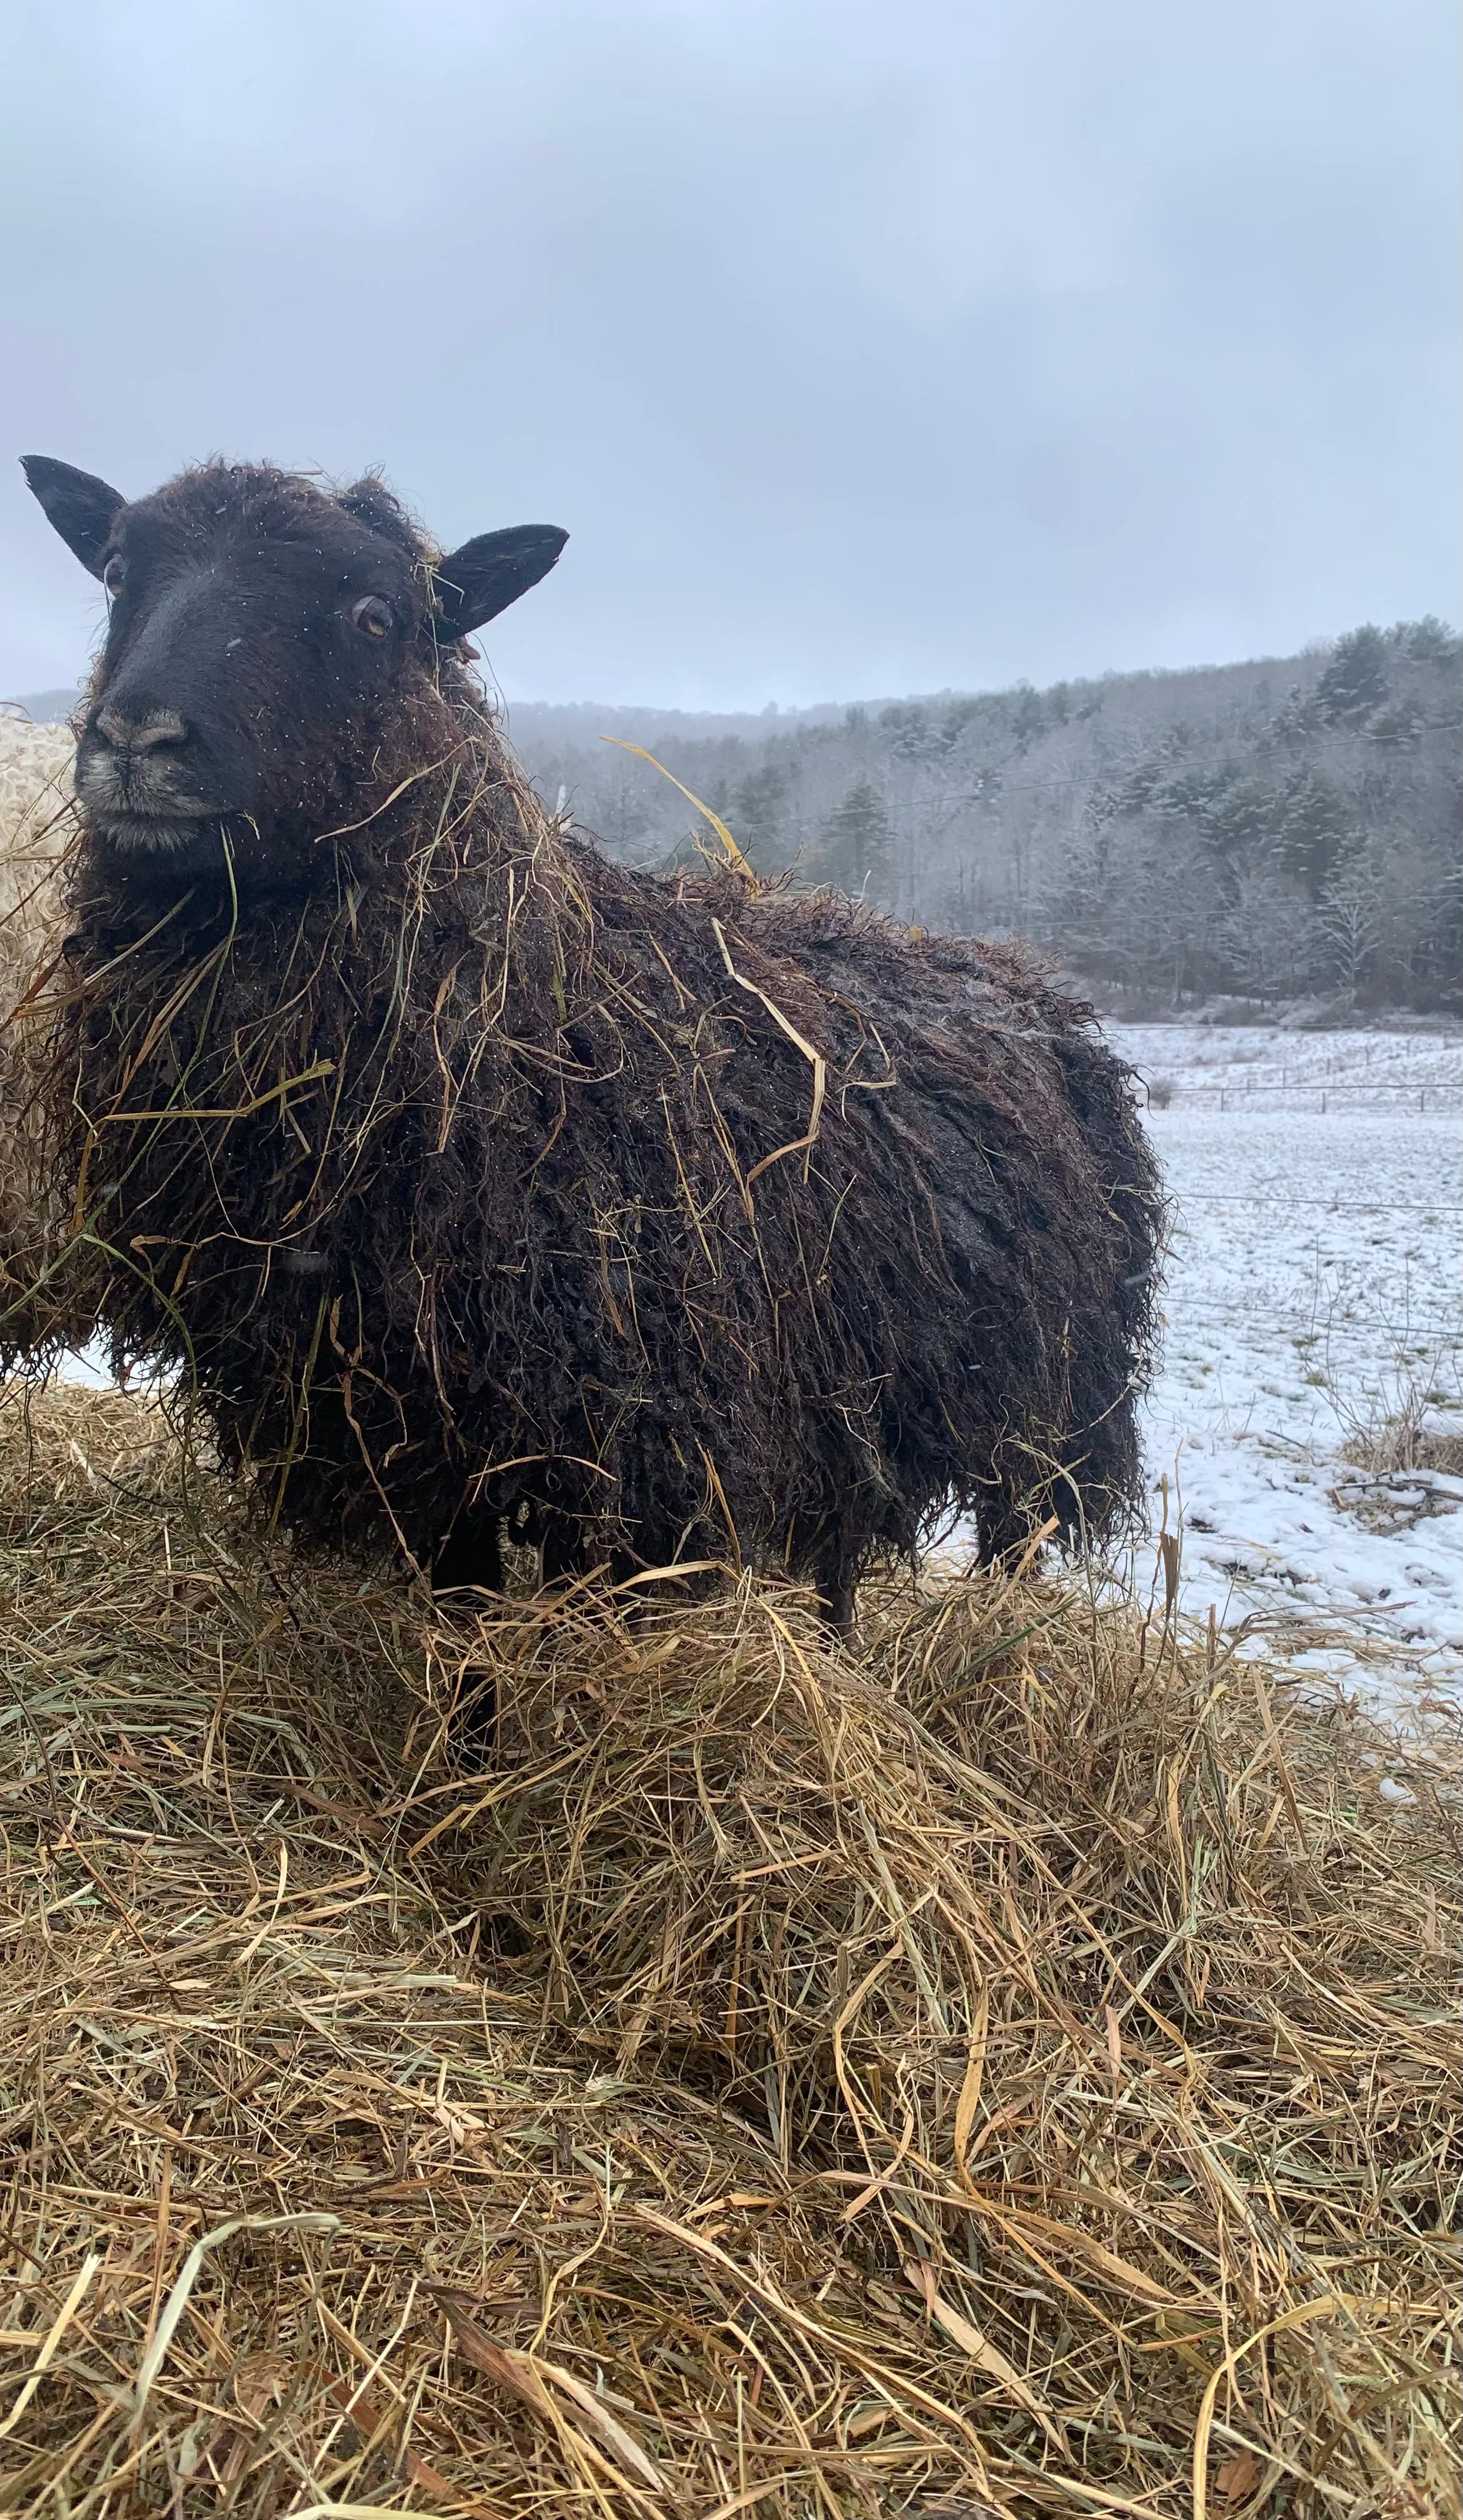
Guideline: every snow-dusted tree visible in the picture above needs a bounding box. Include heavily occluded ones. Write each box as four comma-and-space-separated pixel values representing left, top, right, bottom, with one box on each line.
1317, 854, 1386, 1001
811, 777, 896, 899
1216, 872, 1317, 999
1315, 625, 1390, 725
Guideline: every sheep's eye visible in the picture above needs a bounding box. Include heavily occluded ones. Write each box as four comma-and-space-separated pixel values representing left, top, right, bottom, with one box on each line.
351, 595, 392, 638
102, 554, 126, 600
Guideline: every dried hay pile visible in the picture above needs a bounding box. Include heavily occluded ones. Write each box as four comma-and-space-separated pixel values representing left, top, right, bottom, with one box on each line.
1, 1381, 1458, 2518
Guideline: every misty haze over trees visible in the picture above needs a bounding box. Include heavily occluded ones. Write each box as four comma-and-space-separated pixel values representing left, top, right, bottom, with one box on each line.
506, 619, 1461, 1013
9, 619, 1459, 1012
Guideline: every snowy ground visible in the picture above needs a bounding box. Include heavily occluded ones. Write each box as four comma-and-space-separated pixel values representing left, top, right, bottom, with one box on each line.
1106, 1026, 1462, 1731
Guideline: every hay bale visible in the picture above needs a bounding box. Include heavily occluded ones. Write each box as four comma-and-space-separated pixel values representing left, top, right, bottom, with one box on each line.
0, 715, 79, 1335
1, 1380, 1457, 2514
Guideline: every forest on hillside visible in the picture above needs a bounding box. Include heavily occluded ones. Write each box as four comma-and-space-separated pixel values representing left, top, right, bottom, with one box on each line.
508, 620, 1462, 1012
10, 619, 1460, 1012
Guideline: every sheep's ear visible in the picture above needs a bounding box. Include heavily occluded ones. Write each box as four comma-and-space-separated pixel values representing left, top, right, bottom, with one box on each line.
431, 525, 568, 639
22, 456, 127, 578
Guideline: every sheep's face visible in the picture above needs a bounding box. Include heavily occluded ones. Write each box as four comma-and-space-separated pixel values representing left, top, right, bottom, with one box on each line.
22, 458, 567, 884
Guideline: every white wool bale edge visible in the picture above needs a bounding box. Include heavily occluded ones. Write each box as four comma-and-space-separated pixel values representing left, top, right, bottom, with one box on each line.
0, 714, 74, 968
0, 715, 79, 1323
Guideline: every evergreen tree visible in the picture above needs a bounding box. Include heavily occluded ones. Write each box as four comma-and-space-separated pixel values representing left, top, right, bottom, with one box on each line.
1274, 766, 1354, 899
1010, 682, 1046, 747
1315, 624, 1389, 724
728, 761, 792, 872
814, 778, 895, 898
1399, 614, 1461, 667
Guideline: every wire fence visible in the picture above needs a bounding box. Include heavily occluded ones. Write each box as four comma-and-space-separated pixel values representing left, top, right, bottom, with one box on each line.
1159, 1083, 1462, 1112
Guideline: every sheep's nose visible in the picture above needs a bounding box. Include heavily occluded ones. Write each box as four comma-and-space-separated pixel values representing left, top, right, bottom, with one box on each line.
95, 705, 189, 753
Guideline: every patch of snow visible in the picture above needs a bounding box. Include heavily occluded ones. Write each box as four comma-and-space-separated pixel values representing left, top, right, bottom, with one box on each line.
1111, 1025, 1462, 1730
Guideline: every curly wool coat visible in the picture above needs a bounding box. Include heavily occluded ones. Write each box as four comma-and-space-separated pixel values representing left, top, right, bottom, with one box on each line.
27, 464, 1164, 1617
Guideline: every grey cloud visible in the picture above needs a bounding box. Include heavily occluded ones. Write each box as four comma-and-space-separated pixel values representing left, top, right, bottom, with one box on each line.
2, 0, 1457, 709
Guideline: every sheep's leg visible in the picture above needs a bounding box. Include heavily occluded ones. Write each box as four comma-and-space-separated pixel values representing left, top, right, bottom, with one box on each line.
822, 1581, 856, 1639
810, 1540, 857, 1642
432, 1512, 504, 1598
541, 1520, 654, 1614
540, 1517, 592, 1588
450, 1672, 499, 1768
431, 1516, 504, 1771
977, 1479, 1042, 1572
541, 1517, 726, 1621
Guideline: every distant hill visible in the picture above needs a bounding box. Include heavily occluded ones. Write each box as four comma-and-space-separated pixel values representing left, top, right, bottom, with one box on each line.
506, 626, 1462, 1014
3, 689, 80, 726
11, 619, 1460, 1009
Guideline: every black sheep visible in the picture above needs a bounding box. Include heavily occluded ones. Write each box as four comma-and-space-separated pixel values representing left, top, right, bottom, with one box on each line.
19, 456, 1163, 1629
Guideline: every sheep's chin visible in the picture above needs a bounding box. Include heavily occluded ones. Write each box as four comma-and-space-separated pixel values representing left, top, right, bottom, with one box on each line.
98, 815, 207, 857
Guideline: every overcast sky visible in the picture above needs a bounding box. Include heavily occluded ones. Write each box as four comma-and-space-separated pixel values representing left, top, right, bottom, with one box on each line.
2, 0, 1458, 711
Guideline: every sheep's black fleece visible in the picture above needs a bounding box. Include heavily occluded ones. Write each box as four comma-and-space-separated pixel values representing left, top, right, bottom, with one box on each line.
38, 481, 1165, 1612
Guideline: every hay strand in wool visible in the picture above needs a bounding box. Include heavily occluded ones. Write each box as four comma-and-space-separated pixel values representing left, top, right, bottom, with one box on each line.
599, 734, 757, 881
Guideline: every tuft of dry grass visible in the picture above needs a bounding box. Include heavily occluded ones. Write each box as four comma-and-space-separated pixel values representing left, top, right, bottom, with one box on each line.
1, 1381, 1459, 2518
1341, 1421, 1463, 1482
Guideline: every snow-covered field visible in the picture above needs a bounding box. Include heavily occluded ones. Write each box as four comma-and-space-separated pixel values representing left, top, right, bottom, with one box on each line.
1109, 1025, 1462, 1730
